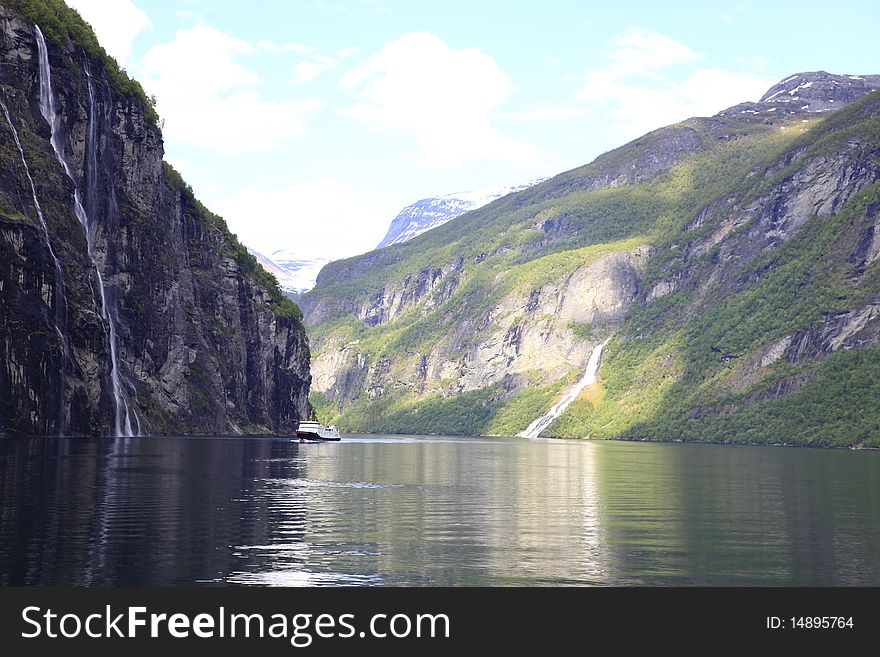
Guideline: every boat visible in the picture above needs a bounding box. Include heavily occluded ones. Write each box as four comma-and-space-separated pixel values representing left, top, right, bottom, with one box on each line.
296, 420, 341, 441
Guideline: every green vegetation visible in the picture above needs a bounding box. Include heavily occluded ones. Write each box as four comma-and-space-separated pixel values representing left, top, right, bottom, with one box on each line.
687, 347, 880, 447
310, 391, 340, 426
556, 345, 880, 447
0, 186, 31, 223
163, 162, 302, 321
484, 376, 571, 436
320, 386, 504, 436
310, 376, 569, 437
545, 397, 596, 438
6, 0, 159, 126
569, 322, 593, 340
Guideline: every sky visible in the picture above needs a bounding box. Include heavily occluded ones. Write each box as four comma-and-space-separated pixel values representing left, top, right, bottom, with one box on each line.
66, 0, 880, 263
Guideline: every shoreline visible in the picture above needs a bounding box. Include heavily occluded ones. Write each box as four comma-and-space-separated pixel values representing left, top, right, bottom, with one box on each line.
2, 431, 877, 452
330, 432, 880, 452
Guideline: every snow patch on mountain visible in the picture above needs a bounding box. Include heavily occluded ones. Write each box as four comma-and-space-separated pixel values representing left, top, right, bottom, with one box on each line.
378, 178, 547, 248
250, 248, 332, 294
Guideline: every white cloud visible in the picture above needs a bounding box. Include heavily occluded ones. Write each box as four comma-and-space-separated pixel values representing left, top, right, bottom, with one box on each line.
292, 55, 337, 85
339, 31, 540, 167
574, 28, 774, 138
66, 0, 151, 66
142, 26, 258, 93
337, 45, 361, 58
313, 0, 392, 17
604, 28, 702, 75
138, 26, 324, 154
257, 40, 347, 86
214, 180, 385, 260
503, 105, 585, 122
362, 0, 392, 15
258, 39, 316, 56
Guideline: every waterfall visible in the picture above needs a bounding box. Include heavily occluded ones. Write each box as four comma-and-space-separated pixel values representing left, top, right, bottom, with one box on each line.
85, 64, 142, 437
517, 338, 611, 439
35, 26, 138, 437
0, 96, 70, 434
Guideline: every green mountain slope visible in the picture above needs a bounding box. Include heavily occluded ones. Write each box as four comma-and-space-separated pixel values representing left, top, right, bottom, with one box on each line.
302, 74, 880, 446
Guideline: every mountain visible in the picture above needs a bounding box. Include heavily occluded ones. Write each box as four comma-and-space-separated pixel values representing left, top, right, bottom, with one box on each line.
262, 180, 553, 297
722, 71, 880, 116
249, 248, 300, 292
248, 248, 330, 295
0, 0, 311, 436
377, 179, 547, 248
302, 70, 880, 447
266, 249, 332, 294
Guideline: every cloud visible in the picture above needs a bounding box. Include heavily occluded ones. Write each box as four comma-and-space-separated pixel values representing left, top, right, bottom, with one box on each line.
138, 26, 324, 154
258, 39, 316, 56
292, 54, 336, 85
66, 0, 151, 66
312, 0, 392, 17
339, 31, 540, 167
214, 180, 384, 260
574, 28, 774, 138
604, 28, 702, 75
503, 105, 585, 123
337, 45, 361, 58
258, 42, 359, 86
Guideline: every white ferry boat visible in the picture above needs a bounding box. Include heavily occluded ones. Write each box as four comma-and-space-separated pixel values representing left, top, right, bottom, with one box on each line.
296, 420, 341, 441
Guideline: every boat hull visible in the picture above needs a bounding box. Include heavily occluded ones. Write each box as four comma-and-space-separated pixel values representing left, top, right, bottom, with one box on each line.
296, 431, 341, 442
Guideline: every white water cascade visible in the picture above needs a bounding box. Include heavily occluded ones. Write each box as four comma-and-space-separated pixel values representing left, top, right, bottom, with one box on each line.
35, 26, 138, 437
517, 338, 611, 439
0, 95, 71, 433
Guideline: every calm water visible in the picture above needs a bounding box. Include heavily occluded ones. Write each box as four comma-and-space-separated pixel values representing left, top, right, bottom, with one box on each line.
0, 435, 878, 586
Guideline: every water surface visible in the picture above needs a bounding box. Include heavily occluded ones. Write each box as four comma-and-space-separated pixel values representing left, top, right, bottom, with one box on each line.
0, 435, 877, 585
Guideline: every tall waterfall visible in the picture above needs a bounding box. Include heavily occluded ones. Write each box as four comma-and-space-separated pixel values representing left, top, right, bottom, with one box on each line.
0, 96, 70, 434
35, 26, 138, 437
517, 338, 611, 439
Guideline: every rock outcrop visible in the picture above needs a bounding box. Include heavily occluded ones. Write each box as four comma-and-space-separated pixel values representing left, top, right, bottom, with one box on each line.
308, 241, 649, 415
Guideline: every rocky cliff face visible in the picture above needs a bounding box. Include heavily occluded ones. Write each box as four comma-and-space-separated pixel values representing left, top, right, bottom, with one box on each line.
0, 3, 311, 437
311, 245, 649, 401
303, 71, 880, 445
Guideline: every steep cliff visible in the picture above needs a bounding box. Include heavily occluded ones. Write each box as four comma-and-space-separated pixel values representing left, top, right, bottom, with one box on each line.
0, 1, 311, 437
303, 72, 880, 446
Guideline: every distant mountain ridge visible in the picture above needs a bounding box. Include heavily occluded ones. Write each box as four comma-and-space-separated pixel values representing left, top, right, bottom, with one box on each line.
249, 248, 331, 295
249, 178, 548, 295
721, 71, 880, 117
378, 178, 548, 248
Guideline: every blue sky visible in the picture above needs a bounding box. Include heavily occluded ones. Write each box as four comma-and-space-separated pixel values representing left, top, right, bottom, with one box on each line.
67, 0, 880, 262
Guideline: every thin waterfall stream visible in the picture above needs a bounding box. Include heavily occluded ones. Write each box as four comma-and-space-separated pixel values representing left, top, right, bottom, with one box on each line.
34, 25, 138, 436
517, 338, 611, 439
0, 96, 71, 434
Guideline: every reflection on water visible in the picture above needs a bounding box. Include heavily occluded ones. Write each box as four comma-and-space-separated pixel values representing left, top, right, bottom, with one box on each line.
0, 435, 878, 586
